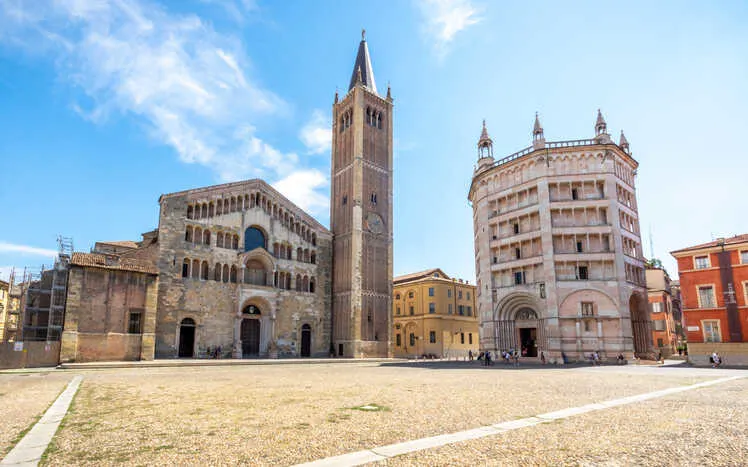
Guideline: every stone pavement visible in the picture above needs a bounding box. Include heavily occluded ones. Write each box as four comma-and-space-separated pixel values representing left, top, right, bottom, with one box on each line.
0, 375, 82, 466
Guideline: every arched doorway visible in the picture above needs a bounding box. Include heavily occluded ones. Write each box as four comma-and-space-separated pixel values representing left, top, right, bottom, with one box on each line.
301, 324, 311, 357
515, 308, 539, 357
178, 318, 196, 358
241, 304, 261, 357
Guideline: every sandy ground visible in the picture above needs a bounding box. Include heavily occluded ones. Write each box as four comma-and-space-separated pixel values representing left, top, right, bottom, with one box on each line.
38, 361, 727, 466
0, 371, 73, 457
378, 377, 748, 466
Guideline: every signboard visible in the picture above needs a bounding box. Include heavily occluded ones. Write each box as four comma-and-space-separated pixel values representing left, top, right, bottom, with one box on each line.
687, 326, 699, 332
13, 342, 23, 352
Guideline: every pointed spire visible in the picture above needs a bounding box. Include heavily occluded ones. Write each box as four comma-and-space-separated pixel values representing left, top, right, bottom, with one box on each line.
619, 130, 630, 153
533, 112, 544, 138
348, 30, 378, 93
478, 119, 493, 160
386, 82, 392, 100
595, 109, 607, 135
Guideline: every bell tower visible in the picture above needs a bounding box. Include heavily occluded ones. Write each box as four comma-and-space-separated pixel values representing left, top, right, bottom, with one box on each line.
330, 30, 393, 358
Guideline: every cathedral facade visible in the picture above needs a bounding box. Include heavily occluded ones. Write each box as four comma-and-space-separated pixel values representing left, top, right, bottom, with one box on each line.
59, 34, 393, 362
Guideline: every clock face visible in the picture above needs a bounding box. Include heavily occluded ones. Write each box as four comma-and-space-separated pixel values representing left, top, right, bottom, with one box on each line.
365, 212, 385, 234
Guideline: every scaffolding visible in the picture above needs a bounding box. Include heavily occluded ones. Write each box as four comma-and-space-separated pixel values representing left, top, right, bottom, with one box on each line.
18, 236, 73, 342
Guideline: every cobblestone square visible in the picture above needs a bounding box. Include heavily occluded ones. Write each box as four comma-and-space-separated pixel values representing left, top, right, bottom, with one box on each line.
1, 361, 745, 466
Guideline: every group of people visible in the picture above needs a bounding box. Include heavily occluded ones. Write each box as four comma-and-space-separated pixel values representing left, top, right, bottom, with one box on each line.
473, 350, 522, 367
205, 345, 223, 359
711, 351, 723, 368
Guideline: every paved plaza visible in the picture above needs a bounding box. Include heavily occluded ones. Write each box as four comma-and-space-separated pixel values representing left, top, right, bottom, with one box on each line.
1, 361, 746, 466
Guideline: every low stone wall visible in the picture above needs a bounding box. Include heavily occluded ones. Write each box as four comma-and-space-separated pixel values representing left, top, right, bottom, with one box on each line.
62, 332, 145, 363
687, 342, 748, 366
0, 341, 61, 369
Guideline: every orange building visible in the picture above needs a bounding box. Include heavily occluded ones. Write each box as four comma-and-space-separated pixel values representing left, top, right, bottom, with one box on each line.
671, 234, 748, 366
645, 267, 677, 356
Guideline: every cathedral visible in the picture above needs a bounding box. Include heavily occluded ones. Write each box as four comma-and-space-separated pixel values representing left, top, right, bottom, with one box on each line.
59, 33, 393, 362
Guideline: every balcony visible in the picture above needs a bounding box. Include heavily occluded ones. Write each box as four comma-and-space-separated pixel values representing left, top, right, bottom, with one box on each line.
488, 201, 539, 220
490, 229, 542, 246
553, 252, 615, 262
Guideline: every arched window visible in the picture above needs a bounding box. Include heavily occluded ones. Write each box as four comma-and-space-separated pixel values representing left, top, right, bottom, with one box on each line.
312, 233, 317, 246
216, 232, 224, 248
273, 243, 279, 258
203, 230, 211, 245
230, 197, 236, 212
377, 113, 382, 129
245, 194, 250, 209
194, 227, 202, 244
222, 264, 229, 283
185, 226, 193, 242
309, 277, 315, 294
192, 259, 200, 279
230, 265, 237, 283
201, 261, 209, 280
285, 273, 291, 290
187, 205, 193, 219
278, 272, 285, 289
208, 202, 214, 217
201, 204, 208, 218
297, 247, 303, 261
232, 234, 239, 249
303, 275, 309, 292
286, 247, 292, 260
182, 259, 190, 278
303, 249, 310, 263
244, 227, 264, 251
273, 270, 279, 288
223, 199, 229, 213
214, 263, 222, 281
311, 251, 316, 264
296, 274, 302, 292
216, 201, 222, 216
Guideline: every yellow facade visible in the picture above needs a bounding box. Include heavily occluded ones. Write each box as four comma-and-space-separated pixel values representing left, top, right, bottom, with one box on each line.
393, 269, 478, 358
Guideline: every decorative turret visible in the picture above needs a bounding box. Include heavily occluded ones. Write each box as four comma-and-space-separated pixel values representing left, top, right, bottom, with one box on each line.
619, 130, 630, 153
595, 109, 607, 135
348, 29, 377, 94
532, 112, 545, 149
477, 119, 494, 164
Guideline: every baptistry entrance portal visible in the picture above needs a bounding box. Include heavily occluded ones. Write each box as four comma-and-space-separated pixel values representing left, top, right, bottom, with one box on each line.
519, 327, 538, 357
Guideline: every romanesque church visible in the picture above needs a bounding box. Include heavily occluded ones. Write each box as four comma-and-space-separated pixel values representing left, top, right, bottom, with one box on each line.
59, 33, 393, 362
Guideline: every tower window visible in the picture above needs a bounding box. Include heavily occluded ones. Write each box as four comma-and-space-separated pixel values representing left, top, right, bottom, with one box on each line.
576, 241, 583, 253
515, 248, 521, 259
342, 195, 348, 205
572, 188, 579, 200
514, 271, 526, 285
371, 193, 377, 205
577, 266, 589, 280
513, 223, 520, 234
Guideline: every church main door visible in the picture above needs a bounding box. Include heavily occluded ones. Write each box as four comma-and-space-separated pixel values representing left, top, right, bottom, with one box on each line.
241, 319, 260, 357
178, 318, 196, 358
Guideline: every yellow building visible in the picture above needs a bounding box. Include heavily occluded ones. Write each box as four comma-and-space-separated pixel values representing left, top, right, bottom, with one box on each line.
393, 269, 478, 358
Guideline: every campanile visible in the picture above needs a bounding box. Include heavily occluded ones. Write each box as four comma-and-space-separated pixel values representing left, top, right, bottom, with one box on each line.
330, 31, 393, 357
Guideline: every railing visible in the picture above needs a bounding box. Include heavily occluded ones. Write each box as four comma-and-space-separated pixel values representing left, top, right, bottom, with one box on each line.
490, 145, 534, 168
545, 138, 598, 149
549, 196, 606, 203
488, 201, 539, 219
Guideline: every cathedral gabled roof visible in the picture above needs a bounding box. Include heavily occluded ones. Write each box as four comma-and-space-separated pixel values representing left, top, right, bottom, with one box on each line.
348, 30, 377, 94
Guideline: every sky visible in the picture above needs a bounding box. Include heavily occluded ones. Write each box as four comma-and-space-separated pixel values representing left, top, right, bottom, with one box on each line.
0, 0, 747, 283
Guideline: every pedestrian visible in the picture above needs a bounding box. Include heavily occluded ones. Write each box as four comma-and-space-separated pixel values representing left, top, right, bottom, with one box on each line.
657, 350, 662, 364
513, 350, 520, 367
540, 351, 546, 365
711, 351, 718, 368
468, 350, 473, 361
617, 353, 625, 365
485, 350, 492, 366
561, 351, 567, 366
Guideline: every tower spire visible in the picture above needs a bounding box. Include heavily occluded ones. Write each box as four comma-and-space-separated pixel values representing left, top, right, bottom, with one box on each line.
348, 30, 377, 93
595, 109, 607, 135
532, 112, 545, 149
478, 119, 494, 160
619, 130, 630, 153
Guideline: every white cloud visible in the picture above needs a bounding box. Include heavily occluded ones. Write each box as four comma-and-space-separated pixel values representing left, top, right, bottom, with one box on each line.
0, 266, 13, 282
272, 170, 329, 216
0, 242, 58, 258
416, 0, 482, 57
299, 110, 332, 155
0, 0, 312, 186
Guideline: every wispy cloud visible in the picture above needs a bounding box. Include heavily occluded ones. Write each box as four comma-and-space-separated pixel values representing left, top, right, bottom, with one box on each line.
272, 170, 329, 216
0, 242, 58, 258
0, 0, 327, 212
416, 0, 482, 58
299, 110, 332, 155
199, 0, 257, 24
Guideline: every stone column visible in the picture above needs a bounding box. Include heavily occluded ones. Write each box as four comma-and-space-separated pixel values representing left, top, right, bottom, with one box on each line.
233, 315, 242, 358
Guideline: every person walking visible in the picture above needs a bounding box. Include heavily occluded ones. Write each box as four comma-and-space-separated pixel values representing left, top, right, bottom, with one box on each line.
540, 351, 546, 365
485, 350, 492, 366
513, 350, 520, 367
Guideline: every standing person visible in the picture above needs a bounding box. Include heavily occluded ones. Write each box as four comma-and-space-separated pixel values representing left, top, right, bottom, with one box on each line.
468, 350, 474, 361
513, 350, 520, 367
657, 350, 663, 365
561, 351, 568, 367
540, 351, 546, 365
711, 351, 719, 368
485, 350, 492, 366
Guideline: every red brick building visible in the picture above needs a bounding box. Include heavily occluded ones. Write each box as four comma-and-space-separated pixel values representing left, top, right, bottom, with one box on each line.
671, 234, 748, 366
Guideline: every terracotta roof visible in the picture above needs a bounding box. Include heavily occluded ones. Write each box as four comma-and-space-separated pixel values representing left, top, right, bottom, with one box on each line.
71, 252, 158, 275
97, 240, 140, 249
394, 268, 450, 284
671, 234, 748, 255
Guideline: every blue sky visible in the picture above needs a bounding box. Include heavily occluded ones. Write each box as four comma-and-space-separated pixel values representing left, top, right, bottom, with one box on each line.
1, 0, 747, 283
